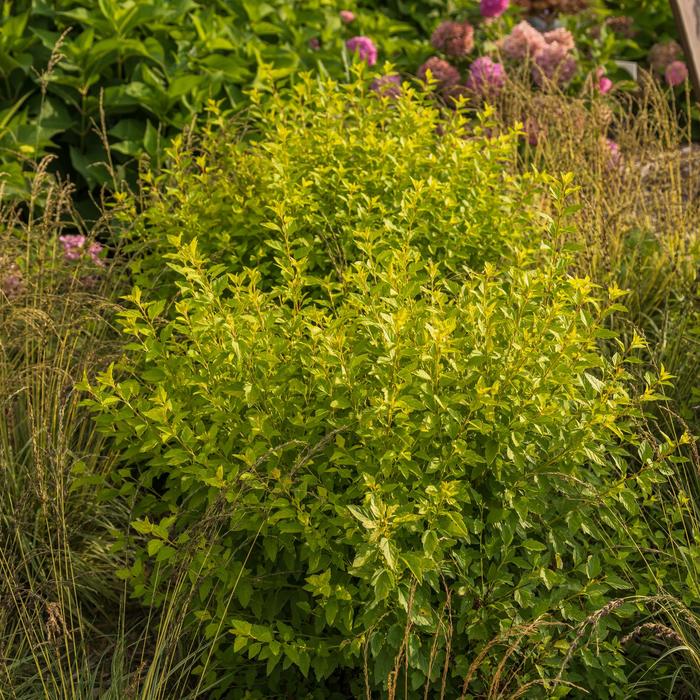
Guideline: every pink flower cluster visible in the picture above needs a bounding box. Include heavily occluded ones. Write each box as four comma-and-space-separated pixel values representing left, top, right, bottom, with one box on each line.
340, 10, 355, 24
499, 20, 545, 60
665, 60, 688, 87
499, 21, 577, 87
59, 235, 105, 267
532, 41, 577, 87
430, 20, 474, 58
467, 56, 507, 97
480, 0, 509, 18
596, 67, 612, 94
345, 35, 377, 66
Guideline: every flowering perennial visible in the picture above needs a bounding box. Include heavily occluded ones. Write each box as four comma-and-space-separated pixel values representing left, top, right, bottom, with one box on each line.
467, 56, 507, 96
665, 61, 688, 87
59, 235, 105, 267
430, 20, 474, 58
480, 0, 509, 18
345, 36, 377, 66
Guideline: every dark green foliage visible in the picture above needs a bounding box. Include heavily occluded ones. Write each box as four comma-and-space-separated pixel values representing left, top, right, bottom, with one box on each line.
0, 0, 431, 205
88, 79, 685, 698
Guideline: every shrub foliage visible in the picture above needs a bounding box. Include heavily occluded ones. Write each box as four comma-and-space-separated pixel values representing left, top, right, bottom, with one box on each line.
88, 80, 680, 697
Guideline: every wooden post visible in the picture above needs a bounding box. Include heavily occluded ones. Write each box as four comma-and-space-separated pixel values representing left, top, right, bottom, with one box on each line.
670, 0, 700, 96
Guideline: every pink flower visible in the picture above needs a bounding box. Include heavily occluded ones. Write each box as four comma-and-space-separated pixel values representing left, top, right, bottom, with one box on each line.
340, 10, 355, 23
532, 42, 577, 87
480, 0, 509, 18
430, 21, 474, 58
605, 138, 622, 168
417, 56, 461, 90
59, 235, 105, 267
308, 37, 320, 50
598, 76, 613, 93
499, 21, 545, 61
665, 60, 688, 87
543, 27, 575, 53
371, 73, 402, 98
88, 241, 105, 267
595, 67, 613, 93
59, 234, 87, 261
345, 36, 378, 66
467, 56, 507, 96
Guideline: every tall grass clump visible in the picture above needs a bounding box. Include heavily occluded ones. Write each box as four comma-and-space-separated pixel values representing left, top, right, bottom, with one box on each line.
488, 71, 700, 430
84, 74, 692, 698
0, 171, 226, 698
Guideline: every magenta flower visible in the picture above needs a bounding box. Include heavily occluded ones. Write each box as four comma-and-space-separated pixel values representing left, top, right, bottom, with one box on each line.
467, 56, 507, 96
430, 21, 474, 58
346, 36, 378, 66
665, 60, 688, 87
499, 21, 545, 61
340, 10, 355, 23
532, 42, 577, 87
371, 74, 402, 99
480, 0, 509, 18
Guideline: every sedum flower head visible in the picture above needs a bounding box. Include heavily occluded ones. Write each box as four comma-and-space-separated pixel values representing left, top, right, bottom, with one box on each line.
650, 40, 682, 74
467, 56, 507, 96
500, 20, 545, 60
532, 41, 577, 87
430, 20, 474, 58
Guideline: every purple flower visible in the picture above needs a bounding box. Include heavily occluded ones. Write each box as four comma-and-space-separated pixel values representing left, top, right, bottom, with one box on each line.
308, 37, 320, 50
371, 73, 402, 99
340, 10, 356, 23
480, 0, 509, 18
88, 241, 105, 267
532, 42, 577, 87
417, 56, 461, 90
467, 56, 507, 96
665, 60, 688, 87
346, 36, 378, 66
431, 20, 475, 58
59, 235, 105, 267
59, 234, 87, 262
